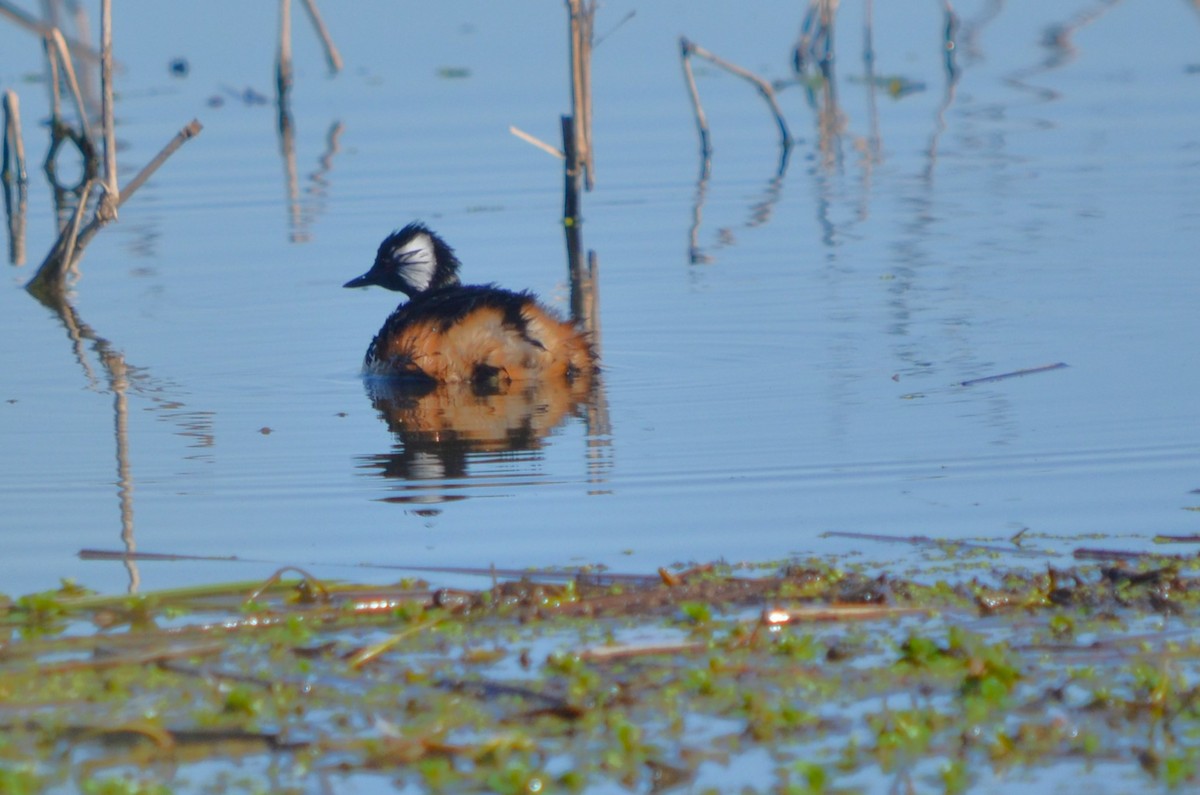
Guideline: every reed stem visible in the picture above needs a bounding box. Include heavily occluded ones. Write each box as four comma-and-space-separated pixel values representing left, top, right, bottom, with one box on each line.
680, 37, 793, 148
98, 0, 119, 221
29, 120, 203, 293
299, 0, 343, 73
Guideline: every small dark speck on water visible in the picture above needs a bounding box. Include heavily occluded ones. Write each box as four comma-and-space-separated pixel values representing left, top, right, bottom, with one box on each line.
168, 58, 189, 77
259, 427, 273, 435
436, 66, 471, 79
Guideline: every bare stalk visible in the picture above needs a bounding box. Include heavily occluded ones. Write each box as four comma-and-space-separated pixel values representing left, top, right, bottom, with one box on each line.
508, 125, 564, 159
678, 38, 712, 168
680, 37, 793, 148
42, 33, 63, 122
299, 0, 343, 73
565, 0, 595, 189
36, 177, 94, 286
2, 90, 28, 183
77, 119, 204, 250
276, 0, 294, 98
48, 28, 93, 142
29, 119, 203, 292
98, 0, 119, 221
3, 90, 29, 265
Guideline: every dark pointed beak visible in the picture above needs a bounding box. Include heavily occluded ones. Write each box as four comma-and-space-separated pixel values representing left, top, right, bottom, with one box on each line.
343, 272, 375, 289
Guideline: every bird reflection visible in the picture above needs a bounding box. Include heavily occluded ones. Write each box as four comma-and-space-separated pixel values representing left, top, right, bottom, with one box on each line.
355, 374, 598, 508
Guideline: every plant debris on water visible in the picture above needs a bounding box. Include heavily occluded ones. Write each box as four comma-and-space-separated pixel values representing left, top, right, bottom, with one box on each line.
3, 553, 1200, 794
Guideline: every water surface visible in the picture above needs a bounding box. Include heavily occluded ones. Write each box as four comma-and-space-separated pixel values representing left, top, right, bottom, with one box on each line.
2, 0, 1199, 597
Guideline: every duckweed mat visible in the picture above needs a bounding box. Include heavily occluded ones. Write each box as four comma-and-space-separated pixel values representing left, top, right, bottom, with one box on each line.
3, 554, 1200, 794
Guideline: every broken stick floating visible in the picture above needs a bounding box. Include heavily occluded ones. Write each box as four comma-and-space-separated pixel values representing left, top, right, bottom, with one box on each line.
959, 362, 1068, 387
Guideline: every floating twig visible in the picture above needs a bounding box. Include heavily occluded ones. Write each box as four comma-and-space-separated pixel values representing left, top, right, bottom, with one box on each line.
958, 362, 1068, 387
1073, 547, 1184, 563
760, 604, 931, 625
578, 640, 707, 662
824, 530, 1051, 558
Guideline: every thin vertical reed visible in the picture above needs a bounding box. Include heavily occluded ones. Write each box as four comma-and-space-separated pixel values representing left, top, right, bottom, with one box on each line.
679, 38, 712, 172
3, 90, 29, 265
98, 0, 119, 220
565, 0, 594, 190
2, 90, 27, 183
276, 0, 294, 98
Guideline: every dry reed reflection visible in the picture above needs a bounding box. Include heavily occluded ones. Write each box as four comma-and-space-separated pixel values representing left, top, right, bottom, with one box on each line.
679, 35, 794, 263
275, 0, 343, 242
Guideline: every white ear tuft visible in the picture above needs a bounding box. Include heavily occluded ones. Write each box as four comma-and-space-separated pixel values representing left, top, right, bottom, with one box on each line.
391, 232, 437, 292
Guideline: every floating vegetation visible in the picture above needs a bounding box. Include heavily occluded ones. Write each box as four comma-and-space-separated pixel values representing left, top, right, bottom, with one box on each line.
846, 73, 928, 99
2, 555, 1200, 792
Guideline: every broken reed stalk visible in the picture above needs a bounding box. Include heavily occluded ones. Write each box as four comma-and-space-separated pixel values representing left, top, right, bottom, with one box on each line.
2, 90, 28, 265
299, 0, 343, 73
29, 119, 203, 292
45, 27, 93, 142
98, 0, 118, 221
565, 0, 595, 190
276, 0, 294, 98
57, 176, 93, 272
2, 90, 27, 183
508, 125, 564, 159
678, 38, 712, 167
680, 37, 793, 148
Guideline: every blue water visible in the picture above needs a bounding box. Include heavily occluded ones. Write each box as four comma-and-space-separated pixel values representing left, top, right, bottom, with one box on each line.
2, 0, 1199, 598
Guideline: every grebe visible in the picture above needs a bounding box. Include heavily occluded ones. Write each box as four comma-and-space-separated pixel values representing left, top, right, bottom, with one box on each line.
344, 222, 596, 385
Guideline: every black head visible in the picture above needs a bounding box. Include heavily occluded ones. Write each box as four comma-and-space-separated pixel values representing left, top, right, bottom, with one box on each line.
343, 222, 462, 298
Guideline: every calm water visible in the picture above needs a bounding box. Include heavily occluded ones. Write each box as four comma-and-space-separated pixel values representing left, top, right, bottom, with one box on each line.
2, 1, 1199, 598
